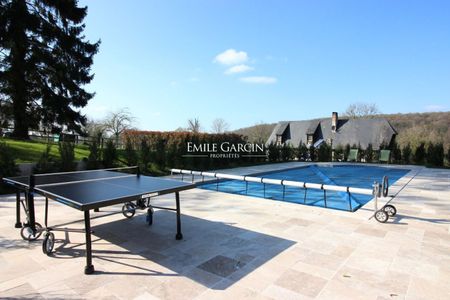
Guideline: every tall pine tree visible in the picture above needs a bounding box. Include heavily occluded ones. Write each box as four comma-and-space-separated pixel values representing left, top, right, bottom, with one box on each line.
0, 0, 99, 138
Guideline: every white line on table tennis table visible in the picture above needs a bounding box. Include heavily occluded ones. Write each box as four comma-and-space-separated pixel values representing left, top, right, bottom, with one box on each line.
32, 166, 138, 177
36, 174, 137, 187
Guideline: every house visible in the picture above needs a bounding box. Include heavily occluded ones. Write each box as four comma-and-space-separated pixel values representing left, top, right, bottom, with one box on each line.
267, 112, 397, 150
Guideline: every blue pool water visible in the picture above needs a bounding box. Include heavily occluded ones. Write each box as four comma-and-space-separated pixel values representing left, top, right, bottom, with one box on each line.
198, 165, 410, 212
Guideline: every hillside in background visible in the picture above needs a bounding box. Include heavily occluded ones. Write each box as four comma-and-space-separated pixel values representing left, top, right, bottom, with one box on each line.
235, 111, 450, 149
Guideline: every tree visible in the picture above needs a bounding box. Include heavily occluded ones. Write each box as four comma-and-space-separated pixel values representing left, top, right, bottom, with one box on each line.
317, 143, 331, 162
187, 118, 201, 133
84, 119, 106, 139
59, 141, 75, 171
103, 140, 117, 168
344, 103, 380, 118
402, 144, 412, 164
413, 142, 426, 165
0, 141, 18, 178
427, 142, 444, 167
211, 118, 229, 133
0, 0, 100, 138
267, 142, 279, 162
124, 137, 138, 166
103, 108, 134, 144
280, 144, 293, 161
364, 143, 374, 163
297, 142, 308, 161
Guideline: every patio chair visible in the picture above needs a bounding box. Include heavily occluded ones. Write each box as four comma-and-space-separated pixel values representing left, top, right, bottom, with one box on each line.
379, 149, 391, 163
347, 149, 358, 162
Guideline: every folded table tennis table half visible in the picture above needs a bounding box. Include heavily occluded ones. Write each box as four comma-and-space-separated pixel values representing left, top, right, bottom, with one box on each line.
3, 167, 196, 274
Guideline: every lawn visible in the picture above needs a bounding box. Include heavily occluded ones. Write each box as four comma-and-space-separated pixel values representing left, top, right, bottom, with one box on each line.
1, 138, 90, 163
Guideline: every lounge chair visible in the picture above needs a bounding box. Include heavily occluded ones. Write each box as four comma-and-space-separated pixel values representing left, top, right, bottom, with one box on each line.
347, 149, 358, 162
379, 149, 391, 163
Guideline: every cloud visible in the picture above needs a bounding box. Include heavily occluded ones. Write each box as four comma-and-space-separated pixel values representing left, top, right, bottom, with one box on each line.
214, 49, 248, 65
224, 64, 254, 75
424, 104, 447, 112
240, 76, 277, 84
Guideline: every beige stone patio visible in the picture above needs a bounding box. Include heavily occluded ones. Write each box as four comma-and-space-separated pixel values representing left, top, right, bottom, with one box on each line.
0, 162, 449, 299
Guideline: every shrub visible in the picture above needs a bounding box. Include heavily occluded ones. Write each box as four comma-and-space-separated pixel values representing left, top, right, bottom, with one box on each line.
280, 144, 293, 161
140, 138, 151, 172
413, 142, 426, 165
427, 142, 444, 167
309, 147, 316, 161
402, 144, 412, 164
391, 142, 402, 164
34, 144, 58, 173
103, 140, 117, 168
267, 142, 280, 162
344, 144, 351, 161
333, 145, 344, 162
317, 143, 331, 162
124, 137, 138, 166
87, 138, 101, 169
59, 141, 75, 171
364, 144, 374, 163
447, 148, 450, 167
297, 142, 308, 161
0, 142, 18, 178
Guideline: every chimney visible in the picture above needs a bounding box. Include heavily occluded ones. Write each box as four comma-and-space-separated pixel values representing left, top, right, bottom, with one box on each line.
331, 112, 338, 132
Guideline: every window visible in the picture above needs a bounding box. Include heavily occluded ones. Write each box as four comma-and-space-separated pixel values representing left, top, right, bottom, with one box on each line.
276, 135, 282, 145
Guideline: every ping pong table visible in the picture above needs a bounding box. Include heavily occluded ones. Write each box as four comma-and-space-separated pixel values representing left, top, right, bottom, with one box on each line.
3, 166, 195, 274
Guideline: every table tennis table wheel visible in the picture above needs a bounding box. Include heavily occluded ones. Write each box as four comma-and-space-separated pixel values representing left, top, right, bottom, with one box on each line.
122, 202, 136, 218
383, 205, 397, 217
20, 222, 43, 241
375, 210, 389, 223
42, 231, 55, 255
146, 207, 154, 225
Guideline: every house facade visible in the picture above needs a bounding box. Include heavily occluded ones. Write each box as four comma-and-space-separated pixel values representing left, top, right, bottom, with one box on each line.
267, 112, 397, 150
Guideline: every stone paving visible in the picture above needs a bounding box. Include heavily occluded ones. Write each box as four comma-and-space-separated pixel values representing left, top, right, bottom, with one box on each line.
0, 162, 449, 299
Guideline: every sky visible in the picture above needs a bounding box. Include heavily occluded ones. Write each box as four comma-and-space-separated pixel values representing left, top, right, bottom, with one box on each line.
79, 0, 450, 131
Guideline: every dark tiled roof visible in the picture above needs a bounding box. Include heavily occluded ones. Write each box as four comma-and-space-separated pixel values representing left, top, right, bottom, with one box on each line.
267, 117, 396, 149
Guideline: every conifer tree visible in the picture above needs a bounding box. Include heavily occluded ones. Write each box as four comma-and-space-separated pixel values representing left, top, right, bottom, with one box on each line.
0, 0, 100, 138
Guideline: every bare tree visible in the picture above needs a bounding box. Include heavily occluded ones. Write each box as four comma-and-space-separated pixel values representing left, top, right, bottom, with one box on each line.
187, 118, 201, 133
103, 108, 134, 144
244, 121, 275, 143
84, 118, 106, 139
211, 118, 229, 133
344, 102, 380, 118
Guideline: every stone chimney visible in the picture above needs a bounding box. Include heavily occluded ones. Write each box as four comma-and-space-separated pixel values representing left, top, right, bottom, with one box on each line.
331, 112, 338, 132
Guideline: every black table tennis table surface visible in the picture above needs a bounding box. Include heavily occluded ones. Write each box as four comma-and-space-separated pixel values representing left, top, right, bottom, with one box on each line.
4, 171, 195, 211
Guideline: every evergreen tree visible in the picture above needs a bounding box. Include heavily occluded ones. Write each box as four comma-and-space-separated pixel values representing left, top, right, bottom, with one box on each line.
103, 140, 116, 168
280, 144, 293, 161
427, 142, 444, 167
317, 143, 331, 162
0, 0, 100, 138
365, 143, 374, 163
414, 142, 426, 165
297, 142, 308, 161
402, 144, 411, 164
267, 142, 279, 162
124, 137, 138, 166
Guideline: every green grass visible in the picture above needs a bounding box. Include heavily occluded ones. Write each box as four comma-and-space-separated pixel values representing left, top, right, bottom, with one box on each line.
1, 138, 90, 163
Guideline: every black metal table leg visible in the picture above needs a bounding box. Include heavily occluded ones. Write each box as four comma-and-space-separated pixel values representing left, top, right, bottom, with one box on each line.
44, 197, 49, 228
27, 175, 36, 233
84, 210, 95, 274
15, 192, 22, 228
175, 192, 183, 240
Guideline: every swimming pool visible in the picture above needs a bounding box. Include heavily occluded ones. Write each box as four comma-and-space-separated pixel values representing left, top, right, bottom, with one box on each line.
198, 165, 410, 212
